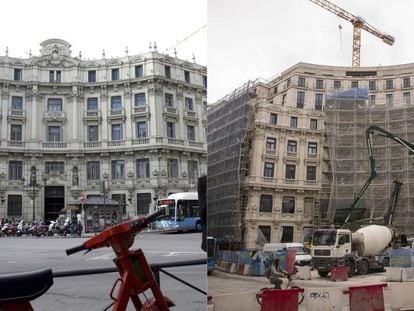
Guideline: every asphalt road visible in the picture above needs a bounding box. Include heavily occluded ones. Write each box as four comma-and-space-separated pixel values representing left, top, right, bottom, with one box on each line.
0, 232, 206, 310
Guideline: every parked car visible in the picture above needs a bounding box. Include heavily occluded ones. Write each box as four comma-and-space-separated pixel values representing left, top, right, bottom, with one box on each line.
263, 242, 312, 266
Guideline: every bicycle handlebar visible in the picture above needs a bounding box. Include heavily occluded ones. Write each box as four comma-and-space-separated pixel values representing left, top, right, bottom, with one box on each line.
66, 244, 85, 256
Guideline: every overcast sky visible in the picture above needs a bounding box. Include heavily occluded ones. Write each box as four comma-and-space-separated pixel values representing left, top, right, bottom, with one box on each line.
0, 0, 206, 65
209, 0, 414, 102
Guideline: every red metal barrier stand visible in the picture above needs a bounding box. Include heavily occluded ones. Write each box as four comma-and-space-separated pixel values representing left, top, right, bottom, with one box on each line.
344, 283, 387, 311
330, 266, 348, 281
256, 288, 304, 311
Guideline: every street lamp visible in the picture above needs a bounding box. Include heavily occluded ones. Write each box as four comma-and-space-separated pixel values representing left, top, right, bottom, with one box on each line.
22, 166, 47, 222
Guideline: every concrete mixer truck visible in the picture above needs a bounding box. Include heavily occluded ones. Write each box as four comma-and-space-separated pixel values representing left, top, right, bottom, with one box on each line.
312, 125, 413, 277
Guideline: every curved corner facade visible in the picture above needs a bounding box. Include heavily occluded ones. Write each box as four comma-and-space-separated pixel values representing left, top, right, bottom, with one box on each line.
0, 39, 207, 221
217, 62, 414, 249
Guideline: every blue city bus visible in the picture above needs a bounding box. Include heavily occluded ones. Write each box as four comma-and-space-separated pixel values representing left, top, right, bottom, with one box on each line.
155, 192, 202, 232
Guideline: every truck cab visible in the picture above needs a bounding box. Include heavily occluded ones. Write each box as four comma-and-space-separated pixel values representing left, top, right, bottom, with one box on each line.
311, 229, 353, 277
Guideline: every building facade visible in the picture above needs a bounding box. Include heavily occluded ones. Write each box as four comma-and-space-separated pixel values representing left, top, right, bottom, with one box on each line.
0, 39, 207, 221
209, 62, 414, 249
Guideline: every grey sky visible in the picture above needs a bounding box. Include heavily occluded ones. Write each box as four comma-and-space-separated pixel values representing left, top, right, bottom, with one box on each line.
1, 0, 206, 65
208, 0, 414, 102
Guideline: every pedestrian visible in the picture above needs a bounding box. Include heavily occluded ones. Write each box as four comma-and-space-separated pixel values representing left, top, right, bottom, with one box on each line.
268, 258, 289, 289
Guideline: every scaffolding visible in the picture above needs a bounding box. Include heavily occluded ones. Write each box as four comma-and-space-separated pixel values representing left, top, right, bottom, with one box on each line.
207, 82, 253, 243
324, 88, 414, 236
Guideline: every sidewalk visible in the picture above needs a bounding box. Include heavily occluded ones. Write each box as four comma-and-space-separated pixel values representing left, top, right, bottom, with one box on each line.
208, 269, 393, 310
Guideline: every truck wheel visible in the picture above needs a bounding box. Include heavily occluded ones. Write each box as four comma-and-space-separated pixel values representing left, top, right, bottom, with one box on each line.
383, 258, 390, 267
317, 270, 329, 277
358, 260, 369, 275
346, 261, 355, 277
195, 221, 203, 232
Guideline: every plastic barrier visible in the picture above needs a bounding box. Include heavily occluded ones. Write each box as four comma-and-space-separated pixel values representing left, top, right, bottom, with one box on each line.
304, 287, 343, 310
295, 266, 311, 280
330, 266, 348, 281
345, 283, 387, 311
211, 291, 259, 311
389, 282, 414, 310
256, 288, 304, 311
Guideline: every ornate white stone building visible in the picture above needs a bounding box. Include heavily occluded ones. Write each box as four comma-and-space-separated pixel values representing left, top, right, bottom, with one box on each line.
0, 39, 207, 221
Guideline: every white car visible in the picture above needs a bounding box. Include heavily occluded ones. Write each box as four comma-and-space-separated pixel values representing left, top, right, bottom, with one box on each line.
263, 242, 312, 266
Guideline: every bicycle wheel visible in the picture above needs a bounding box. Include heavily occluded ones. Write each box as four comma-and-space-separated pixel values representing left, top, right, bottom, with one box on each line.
256, 287, 271, 305
291, 286, 304, 305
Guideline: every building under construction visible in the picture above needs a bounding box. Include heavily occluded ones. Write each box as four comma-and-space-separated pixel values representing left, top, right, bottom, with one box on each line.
208, 62, 414, 249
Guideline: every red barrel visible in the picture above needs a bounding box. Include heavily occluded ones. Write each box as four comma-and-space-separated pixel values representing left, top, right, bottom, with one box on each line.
256, 288, 304, 311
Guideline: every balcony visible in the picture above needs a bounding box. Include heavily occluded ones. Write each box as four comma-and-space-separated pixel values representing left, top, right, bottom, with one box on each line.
163, 106, 179, 119
107, 140, 126, 147
42, 142, 67, 148
8, 141, 25, 148
84, 142, 102, 148
283, 151, 299, 164
283, 178, 299, 185
305, 153, 320, 164
132, 138, 150, 145
8, 109, 26, 121
188, 141, 204, 148
107, 108, 126, 121
168, 138, 184, 145
183, 110, 198, 121
263, 149, 278, 160
243, 175, 321, 190
83, 110, 102, 122
44, 111, 66, 123
132, 106, 150, 118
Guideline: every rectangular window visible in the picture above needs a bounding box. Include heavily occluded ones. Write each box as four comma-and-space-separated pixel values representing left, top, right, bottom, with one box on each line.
258, 225, 271, 243
134, 93, 146, 106
187, 125, 195, 141
166, 122, 175, 138
269, 113, 277, 125
386, 79, 393, 89
351, 81, 358, 88
86, 161, 100, 180
49, 71, 54, 83
111, 68, 119, 81
285, 164, 296, 179
307, 166, 317, 180
308, 142, 318, 154
9, 161, 23, 180
111, 96, 122, 109
165, 93, 174, 107
297, 91, 305, 108
298, 76, 306, 87
185, 98, 194, 111
136, 159, 150, 178
88, 125, 99, 142
11, 96, 23, 110
310, 119, 318, 130
10, 124, 22, 141
202, 75, 207, 88
47, 98, 62, 111
369, 95, 376, 106
274, 86, 278, 94
136, 122, 148, 138
287, 140, 297, 153
290, 116, 298, 128
87, 98, 98, 110
184, 70, 190, 83
266, 137, 276, 150
137, 193, 152, 215
315, 79, 324, 89
111, 124, 123, 141
7, 195, 22, 217
14, 68, 22, 81
88, 70, 96, 82
259, 195, 273, 213
286, 78, 291, 87
281, 93, 287, 105
333, 80, 341, 89
165, 65, 171, 78
188, 160, 198, 180
282, 196, 295, 214
45, 162, 65, 174
404, 78, 411, 88
263, 162, 274, 177
281, 226, 294, 242
48, 126, 62, 142
386, 94, 393, 107
369, 81, 376, 91
315, 93, 323, 110
135, 65, 143, 78
404, 92, 410, 105
167, 159, 178, 178
56, 71, 61, 83
111, 160, 125, 179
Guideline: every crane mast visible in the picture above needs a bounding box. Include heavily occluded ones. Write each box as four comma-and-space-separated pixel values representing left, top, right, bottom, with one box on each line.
309, 0, 395, 67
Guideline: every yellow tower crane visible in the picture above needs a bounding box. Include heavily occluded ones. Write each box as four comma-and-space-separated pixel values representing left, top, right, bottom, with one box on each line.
309, 0, 395, 67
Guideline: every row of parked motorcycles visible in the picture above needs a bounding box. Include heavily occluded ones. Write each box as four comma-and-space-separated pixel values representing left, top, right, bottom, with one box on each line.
0, 218, 83, 237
